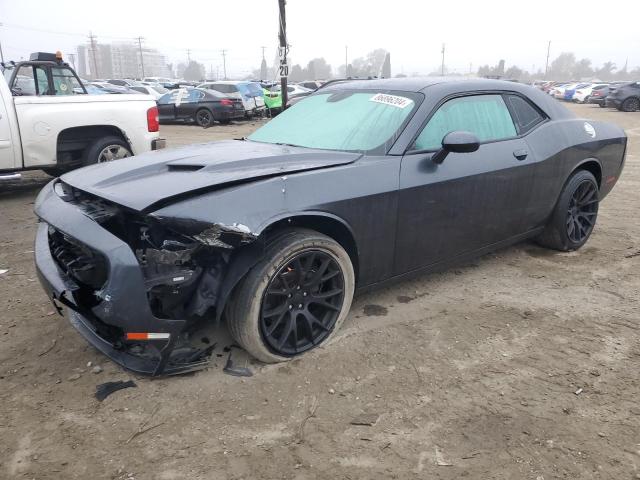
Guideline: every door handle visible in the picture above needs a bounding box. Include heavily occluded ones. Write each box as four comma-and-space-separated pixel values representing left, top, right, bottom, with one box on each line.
513, 149, 528, 161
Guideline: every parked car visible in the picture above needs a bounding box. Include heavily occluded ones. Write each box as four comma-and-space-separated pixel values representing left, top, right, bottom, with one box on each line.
270, 83, 313, 98
605, 82, 640, 111
157, 87, 244, 127
130, 84, 169, 100
0, 52, 163, 177
197, 81, 265, 117
573, 83, 608, 104
587, 84, 611, 107
106, 78, 141, 88
297, 80, 323, 90
90, 82, 136, 94
33, 78, 627, 375
143, 77, 179, 89
563, 83, 591, 101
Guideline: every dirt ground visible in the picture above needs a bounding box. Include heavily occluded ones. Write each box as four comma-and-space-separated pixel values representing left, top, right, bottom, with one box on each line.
1, 104, 639, 480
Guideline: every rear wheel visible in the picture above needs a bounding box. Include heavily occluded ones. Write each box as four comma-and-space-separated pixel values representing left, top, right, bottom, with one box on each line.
195, 108, 214, 127
621, 97, 640, 112
226, 229, 355, 363
84, 136, 132, 167
537, 170, 599, 251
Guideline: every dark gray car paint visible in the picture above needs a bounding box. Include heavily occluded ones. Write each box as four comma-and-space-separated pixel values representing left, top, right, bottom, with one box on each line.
33, 77, 627, 375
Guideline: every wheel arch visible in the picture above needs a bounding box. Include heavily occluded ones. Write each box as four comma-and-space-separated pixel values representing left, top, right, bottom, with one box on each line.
215, 211, 360, 321
572, 158, 602, 188
56, 125, 132, 167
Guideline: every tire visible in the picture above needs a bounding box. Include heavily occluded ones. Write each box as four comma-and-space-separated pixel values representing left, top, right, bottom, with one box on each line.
621, 97, 640, 112
84, 136, 132, 166
195, 108, 214, 127
226, 228, 355, 363
536, 170, 599, 251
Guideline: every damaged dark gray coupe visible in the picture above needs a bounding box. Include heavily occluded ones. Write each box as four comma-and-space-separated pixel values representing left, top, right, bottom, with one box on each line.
34, 78, 627, 375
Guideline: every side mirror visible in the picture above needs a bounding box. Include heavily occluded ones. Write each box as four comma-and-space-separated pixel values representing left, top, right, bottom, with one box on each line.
432, 131, 480, 164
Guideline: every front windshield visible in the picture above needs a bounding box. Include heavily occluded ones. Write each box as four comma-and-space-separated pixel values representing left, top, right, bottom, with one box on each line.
248, 90, 420, 153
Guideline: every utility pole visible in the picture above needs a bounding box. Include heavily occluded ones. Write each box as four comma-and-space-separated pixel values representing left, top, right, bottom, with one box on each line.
221, 49, 227, 79
136, 36, 145, 78
441, 43, 445, 76
345, 45, 348, 76
88, 32, 99, 78
278, 0, 288, 109
186, 49, 191, 62
544, 40, 551, 79
68, 53, 77, 69
261, 46, 266, 60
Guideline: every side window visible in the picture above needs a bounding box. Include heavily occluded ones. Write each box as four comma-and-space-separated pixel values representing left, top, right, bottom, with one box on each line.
13, 66, 37, 95
414, 94, 517, 151
505, 95, 545, 134
51, 67, 83, 95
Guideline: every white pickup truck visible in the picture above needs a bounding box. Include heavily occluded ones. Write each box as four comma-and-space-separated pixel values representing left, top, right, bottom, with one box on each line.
0, 52, 164, 178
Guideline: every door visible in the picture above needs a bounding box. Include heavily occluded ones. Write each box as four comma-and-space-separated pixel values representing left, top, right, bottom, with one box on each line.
0, 90, 16, 170
157, 91, 177, 121
175, 90, 202, 120
394, 93, 538, 274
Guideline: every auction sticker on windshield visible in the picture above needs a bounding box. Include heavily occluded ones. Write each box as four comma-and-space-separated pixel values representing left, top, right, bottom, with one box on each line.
369, 93, 413, 108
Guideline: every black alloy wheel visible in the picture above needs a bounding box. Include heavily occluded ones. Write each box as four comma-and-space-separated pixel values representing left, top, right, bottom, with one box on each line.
259, 250, 345, 356
566, 179, 599, 243
622, 97, 640, 112
195, 109, 213, 127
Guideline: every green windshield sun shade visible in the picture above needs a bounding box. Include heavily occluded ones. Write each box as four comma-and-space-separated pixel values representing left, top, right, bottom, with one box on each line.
250, 91, 418, 153
414, 94, 517, 151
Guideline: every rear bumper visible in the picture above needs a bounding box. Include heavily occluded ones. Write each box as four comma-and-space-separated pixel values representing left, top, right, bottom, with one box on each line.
34, 180, 209, 376
589, 97, 605, 105
605, 97, 622, 108
151, 138, 166, 150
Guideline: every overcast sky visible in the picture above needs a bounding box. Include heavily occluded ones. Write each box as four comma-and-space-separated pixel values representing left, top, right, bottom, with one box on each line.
1, 0, 639, 78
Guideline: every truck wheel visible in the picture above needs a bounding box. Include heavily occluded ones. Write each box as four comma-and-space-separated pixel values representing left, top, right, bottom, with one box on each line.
84, 136, 132, 166
226, 228, 355, 363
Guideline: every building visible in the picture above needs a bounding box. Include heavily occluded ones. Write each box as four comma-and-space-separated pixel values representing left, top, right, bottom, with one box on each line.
77, 41, 170, 80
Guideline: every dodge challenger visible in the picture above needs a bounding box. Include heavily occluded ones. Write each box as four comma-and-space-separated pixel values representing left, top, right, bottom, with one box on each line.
34, 78, 627, 375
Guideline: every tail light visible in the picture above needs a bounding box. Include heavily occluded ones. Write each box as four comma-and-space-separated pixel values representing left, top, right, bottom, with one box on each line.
147, 106, 159, 132
220, 98, 233, 106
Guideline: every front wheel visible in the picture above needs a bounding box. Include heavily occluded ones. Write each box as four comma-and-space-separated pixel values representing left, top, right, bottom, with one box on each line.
226, 229, 355, 363
536, 170, 599, 251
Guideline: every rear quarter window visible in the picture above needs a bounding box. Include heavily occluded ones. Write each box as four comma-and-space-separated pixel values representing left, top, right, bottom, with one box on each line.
505, 95, 546, 135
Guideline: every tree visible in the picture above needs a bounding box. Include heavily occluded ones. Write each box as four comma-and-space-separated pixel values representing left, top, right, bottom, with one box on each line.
289, 64, 304, 82
182, 61, 205, 81
595, 61, 616, 80
572, 58, 593, 80
349, 49, 389, 77
505, 65, 524, 80
298, 58, 331, 80
549, 52, 576, 79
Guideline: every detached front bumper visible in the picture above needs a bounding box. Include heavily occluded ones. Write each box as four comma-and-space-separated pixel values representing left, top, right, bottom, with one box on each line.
34, 180, 209, 376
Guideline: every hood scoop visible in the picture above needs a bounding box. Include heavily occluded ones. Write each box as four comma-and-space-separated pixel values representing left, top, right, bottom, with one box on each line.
167, 164, 205, 172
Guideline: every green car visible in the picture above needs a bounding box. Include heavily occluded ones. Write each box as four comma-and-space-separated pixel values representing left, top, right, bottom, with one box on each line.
263, 88, 282, 112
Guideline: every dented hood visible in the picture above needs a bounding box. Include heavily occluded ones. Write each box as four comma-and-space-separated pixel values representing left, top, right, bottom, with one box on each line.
61, 140, 361, 212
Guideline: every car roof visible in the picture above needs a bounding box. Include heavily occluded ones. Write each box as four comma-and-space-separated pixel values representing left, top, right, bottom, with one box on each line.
318, 77, 574, 120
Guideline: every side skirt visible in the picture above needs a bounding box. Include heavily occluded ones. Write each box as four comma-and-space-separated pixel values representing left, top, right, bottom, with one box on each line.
355, 227, 544, 296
